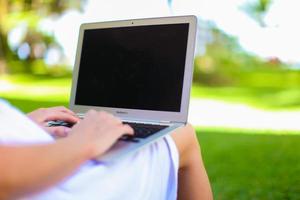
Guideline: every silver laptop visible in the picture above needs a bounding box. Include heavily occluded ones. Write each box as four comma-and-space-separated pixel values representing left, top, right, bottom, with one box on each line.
69, 15, 197, 162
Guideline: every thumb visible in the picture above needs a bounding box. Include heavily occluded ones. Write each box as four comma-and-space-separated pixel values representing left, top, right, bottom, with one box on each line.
45, 126, 71, 138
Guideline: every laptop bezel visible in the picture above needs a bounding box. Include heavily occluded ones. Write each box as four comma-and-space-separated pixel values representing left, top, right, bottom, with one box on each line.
69, 15, 197, 123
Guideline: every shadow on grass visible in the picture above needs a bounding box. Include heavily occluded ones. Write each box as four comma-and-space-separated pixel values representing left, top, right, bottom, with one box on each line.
197, 129, 300, 200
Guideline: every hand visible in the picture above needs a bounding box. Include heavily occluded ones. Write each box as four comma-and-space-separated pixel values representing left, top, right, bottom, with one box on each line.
27, 106, 80, 138
69, 110, 134, 159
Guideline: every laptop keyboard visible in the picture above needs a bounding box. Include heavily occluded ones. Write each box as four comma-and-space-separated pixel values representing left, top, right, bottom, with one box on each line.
48, 120, 168, 142
48, 120, 74, 128
120, 122, 169, 142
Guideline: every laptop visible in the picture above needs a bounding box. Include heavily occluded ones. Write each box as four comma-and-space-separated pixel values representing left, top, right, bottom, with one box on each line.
68, 15, 197, 162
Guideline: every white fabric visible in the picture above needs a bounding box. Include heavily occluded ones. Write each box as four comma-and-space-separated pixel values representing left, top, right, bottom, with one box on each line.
0, 99, 179, 200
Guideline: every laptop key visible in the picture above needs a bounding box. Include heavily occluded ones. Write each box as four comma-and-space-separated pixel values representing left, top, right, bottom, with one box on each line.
48, 120, 75, 128
123, 122, 168, 139
119, 135, 139, 143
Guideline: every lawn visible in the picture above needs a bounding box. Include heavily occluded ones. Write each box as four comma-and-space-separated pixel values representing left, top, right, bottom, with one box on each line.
1, 74, 300, 199
197, 128, 300, 200
192, 85, 300, 111
2, 74, 300, 112
0, 74, 70, 112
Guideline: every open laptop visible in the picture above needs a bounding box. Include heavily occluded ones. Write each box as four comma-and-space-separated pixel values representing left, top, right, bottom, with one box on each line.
66, 15, 197, 162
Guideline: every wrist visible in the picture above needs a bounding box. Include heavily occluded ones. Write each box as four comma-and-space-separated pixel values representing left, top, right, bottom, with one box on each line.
61, 134, 95, 162
65, 133, 98, 161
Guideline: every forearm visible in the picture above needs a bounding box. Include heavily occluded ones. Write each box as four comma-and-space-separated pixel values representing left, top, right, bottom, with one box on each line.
0, 136, 92, 199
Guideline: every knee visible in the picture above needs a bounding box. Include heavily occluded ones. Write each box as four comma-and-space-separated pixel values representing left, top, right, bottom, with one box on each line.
171, 124, 201, 167
183, 123, 198, 144
182, 123, 201, 152
172, 123, 199, 148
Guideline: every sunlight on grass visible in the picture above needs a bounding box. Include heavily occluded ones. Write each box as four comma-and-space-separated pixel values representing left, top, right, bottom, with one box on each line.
196, 126, 300, 135
0, 75, 71, 102
1, 75, 300, 133
191, 85, 300, 110
189, 99, 300, 132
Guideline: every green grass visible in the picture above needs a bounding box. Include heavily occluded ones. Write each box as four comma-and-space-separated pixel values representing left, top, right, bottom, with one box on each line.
2, 74, 300, 112
0, 74, 71, 100
3, 97, 68, 113
192, 85, 300, 110
197, 128, 300, 200
0, 74, 70, 112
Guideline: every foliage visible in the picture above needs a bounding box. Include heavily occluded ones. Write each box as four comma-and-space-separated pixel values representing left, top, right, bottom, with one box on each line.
0, 0, 85, 75
241, 0, 273, 26
193, 26, 300, 89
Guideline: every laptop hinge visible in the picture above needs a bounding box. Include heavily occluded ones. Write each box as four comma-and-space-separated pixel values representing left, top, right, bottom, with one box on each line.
160, 121, 184, 125
76, 114, 183, 125
160, 120, 171, 124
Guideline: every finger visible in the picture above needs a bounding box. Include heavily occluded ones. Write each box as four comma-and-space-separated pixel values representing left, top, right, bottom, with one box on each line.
86, 109, 97, 116
45, 126, 71, 137
111, 116, 122, 125
97, 111, 121, 126
114, 116, 122, 124
55, 106, 77, 116
103, 112, 122, 124
120, 124, 134, 135
83, 110, 98, 121
46, 112, 80, 124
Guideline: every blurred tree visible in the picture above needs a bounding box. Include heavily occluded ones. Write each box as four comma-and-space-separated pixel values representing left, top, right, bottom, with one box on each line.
0, 0, 9, 74
167, 0, 300, 88
241, 0, 273, 27
193, 25, 289, 86
0, 0, 85, 75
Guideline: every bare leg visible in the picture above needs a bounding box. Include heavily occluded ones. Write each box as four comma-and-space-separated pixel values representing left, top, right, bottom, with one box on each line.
171, 124, 213, 200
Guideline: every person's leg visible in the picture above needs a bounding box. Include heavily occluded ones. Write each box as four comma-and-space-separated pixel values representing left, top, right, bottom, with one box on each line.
171, 124, 213, 200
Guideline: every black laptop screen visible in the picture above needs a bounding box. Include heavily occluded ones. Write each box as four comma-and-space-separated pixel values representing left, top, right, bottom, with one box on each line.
75, 23, 189, 112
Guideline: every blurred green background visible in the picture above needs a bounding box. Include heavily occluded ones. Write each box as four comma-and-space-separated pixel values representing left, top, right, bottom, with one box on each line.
0, 0, 299, 199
